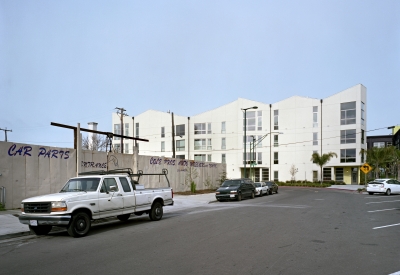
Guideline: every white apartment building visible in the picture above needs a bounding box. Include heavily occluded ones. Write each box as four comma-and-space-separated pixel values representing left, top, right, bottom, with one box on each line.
112, 84, 367, 184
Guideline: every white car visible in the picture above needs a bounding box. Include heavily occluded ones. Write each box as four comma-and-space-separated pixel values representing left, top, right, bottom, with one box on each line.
254, 182, 269, 197
366, 179, 400, 196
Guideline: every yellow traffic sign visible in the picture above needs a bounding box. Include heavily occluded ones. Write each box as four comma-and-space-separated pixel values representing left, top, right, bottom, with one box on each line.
360, 163, 372, 174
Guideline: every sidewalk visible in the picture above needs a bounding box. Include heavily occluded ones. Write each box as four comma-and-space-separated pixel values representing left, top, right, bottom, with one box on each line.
0, 193, 217, 240
0, 187, 360, 240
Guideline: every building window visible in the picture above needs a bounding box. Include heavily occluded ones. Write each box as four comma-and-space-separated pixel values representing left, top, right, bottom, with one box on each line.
222, 154, 226, 163
124, 123, 129, 136
161, 141, 165, 152
207, 138, 212, 150
335, 168, 344, 181
313, 106, 318, 128
272, 135, 278, 147
341, 101, 356, 125
256, 135, 262, 148
262, 168, 269, 181
176, 140, 185, 151
207, 123, 211, 134
176, 124, 185, 137
323, 168, 331, 181
361, 102, 365, 126
274, 171, 279, 181
161, 127, 165, 138
373, 142, 385, 148
313, 132, 318, 145
124, 143, 129, 154
361, 129, 365, 144
194, 139, 206, 150
114, 124, 120, 140
194, 123, 206, 135
176, 155, 185, 159
221, 138, 226, 149
274, 110, 279, 130
312, 150, 318, 163
114, 144, 121, 153
221, 121, 226, 134
274, 152, 278, 164
361, 150, 365, 163
194, 154, 206, 161
257, 152, 262, 164
135, 123, 139, 138
341, 129, 356, 144
340, 149, 356, 163
207, 154, 212, 162
313, 171, 318, 182
257, 111, 262, 131
244, 111, 256, 131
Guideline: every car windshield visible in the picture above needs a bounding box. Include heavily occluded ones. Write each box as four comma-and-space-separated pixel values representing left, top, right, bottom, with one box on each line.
254, 183, 261, 187
372, 180, 385, 183
60, 178, 101, 192
221, 180, 241, 187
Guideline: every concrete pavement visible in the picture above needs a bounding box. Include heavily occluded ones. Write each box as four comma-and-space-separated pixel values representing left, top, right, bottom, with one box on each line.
0, 185, 362, 240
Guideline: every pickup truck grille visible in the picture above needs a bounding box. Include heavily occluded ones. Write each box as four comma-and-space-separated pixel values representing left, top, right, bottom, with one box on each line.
24, 202, 51, 213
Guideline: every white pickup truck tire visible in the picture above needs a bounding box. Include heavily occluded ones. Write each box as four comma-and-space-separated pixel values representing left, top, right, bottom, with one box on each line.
149, 202, 163, 221
67, 211, 91, 237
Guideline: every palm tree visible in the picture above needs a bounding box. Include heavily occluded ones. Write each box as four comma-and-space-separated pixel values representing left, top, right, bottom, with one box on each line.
363, 147, 392, 179
310, 152, 338, 183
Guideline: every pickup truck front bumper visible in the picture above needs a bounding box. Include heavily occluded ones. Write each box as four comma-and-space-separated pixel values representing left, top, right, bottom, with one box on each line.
19, 214, 71, 226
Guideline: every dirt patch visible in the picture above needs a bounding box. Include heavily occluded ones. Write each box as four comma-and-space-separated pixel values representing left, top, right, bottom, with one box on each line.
174, 189, 216, 195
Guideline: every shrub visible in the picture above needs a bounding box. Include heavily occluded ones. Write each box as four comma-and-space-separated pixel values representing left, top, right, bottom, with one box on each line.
0, 203, 5, 211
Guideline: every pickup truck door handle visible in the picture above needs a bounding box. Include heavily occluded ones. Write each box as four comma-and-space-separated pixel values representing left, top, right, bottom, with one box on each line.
117, 194, 123, 196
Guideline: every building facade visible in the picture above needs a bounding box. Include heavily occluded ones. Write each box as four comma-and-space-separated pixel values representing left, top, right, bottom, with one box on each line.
112, 84, 367, 184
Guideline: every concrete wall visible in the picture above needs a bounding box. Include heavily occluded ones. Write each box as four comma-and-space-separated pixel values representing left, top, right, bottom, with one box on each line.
0, 142, 76, 209
0, 141, 226, 209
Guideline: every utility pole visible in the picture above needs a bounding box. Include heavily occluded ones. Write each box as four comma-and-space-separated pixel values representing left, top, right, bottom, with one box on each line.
115, 107, 127, 153
0, 127, 12, 142
171, 112, 176, 158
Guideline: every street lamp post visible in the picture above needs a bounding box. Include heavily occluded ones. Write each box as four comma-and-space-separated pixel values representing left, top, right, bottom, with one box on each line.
242, 106, 258, 178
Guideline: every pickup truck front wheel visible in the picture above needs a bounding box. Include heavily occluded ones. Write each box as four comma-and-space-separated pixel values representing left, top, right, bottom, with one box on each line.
29, 225, 52, 235
149, 202, 163, 221
67, 212, 91, 238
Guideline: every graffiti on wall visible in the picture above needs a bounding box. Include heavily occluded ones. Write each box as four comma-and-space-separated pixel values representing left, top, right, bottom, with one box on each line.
81, 161, 107, 168
7, 144, 70, 159
149, 157, 218, 171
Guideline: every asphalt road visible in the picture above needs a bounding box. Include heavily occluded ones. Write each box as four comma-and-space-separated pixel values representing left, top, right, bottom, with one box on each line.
1, 187, 399, 275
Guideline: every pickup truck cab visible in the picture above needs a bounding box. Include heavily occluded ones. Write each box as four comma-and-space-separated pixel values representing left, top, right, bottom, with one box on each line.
19, 168, 173, 237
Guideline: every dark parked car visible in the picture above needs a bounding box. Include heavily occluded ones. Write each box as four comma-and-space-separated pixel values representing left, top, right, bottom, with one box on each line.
216, 178, 255, 201
264, 181, 278, 195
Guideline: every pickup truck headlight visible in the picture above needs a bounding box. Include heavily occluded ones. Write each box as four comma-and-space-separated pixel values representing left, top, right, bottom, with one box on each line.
215, 191, 220, 194
51, 201, 67, 212
21, 203, 24, 212
230, 190, 237, 194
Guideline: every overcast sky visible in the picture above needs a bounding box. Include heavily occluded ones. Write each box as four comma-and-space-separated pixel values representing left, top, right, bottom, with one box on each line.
1, 0, 399, 148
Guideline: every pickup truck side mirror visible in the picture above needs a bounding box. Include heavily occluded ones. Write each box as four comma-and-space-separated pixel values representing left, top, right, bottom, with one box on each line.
109, 185, 117, 192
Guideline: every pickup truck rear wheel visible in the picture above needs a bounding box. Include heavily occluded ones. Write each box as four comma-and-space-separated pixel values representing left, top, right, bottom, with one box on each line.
117, 214, 130, 221
149, 202, 163, 221
29, 225, 52, 235
67, 211, 91, 238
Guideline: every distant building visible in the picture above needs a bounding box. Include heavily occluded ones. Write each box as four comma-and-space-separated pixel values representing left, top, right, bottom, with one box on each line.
112, 84, 367, 184
366, 135, 393, 149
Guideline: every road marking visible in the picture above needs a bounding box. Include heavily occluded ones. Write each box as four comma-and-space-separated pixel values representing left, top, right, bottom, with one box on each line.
368, 208, 399, 213
388, 271, 400, 275
366, 200, 400, 204
315, 199, 324, 200
373, 223, 400, 230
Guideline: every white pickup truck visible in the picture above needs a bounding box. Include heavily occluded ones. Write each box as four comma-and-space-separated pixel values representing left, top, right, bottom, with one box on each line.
19, 168, 173, 237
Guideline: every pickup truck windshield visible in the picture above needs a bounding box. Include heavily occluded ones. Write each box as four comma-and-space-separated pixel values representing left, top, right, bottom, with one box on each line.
60, 178, 100, 192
